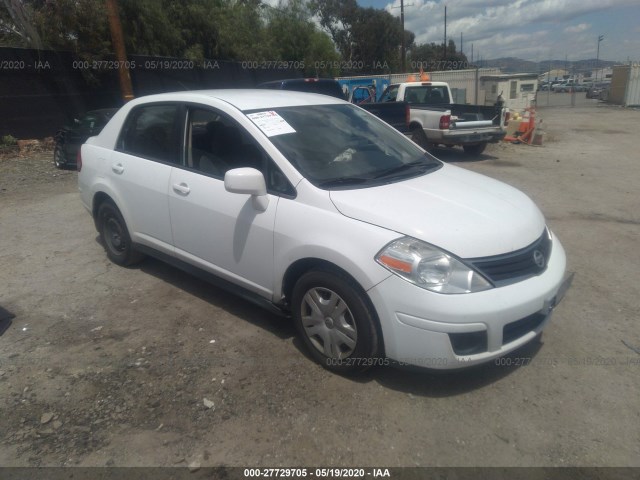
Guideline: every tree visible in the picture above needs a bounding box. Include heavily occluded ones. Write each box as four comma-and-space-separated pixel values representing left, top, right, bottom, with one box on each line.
0, 0, 339, 71
409, 39, 468, 71
304, 29, 341, 76
351, 7, 402, 71
1, 0, 42, 48
309, 0, 359, 61
31, 0, 111, 59
265, 0, 340, 75
309, 0, 411, 73
118, 0, 183, 57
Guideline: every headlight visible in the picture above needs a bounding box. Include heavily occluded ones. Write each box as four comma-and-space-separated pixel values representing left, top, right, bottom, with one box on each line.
375, 237, 492, 294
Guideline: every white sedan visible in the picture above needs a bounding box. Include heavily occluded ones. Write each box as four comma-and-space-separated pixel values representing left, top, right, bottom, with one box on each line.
78, 90, 572, 374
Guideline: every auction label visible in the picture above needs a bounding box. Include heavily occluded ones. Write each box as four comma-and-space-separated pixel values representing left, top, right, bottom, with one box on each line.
246, 111, 296, 137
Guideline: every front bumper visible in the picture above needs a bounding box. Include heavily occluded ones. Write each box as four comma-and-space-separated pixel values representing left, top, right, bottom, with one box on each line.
367, 234, 570, 369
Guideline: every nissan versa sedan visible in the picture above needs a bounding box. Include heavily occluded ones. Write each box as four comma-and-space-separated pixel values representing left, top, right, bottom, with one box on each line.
78, 90, 572, 374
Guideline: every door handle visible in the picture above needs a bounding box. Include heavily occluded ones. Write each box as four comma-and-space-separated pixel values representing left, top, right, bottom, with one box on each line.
111, 163, 124, 174
172, 183, 191, 195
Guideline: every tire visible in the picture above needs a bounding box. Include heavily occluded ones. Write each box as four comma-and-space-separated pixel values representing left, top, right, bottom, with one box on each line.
292, 270, 381, 375
410, 126, 429, 150
463, 143, 487, 156
97, 200, 144, 266
53, 144, 66, 169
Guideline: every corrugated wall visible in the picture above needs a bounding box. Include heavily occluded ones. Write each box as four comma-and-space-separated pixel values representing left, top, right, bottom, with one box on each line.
624, 65, 640, 107
609, 65, 630, 105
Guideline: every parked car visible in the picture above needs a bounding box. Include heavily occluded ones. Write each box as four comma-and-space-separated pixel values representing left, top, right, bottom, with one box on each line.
54, 108, 118, 169
258, 78, 346, 99
259, 78, 409, 133
78, 90, 572, 374
586, 85, 604, 99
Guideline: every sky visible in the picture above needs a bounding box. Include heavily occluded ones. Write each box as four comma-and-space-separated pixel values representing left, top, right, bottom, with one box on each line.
352, 0, 640, 62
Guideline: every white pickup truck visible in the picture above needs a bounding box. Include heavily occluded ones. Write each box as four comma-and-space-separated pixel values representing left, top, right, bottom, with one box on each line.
380, 81, 509, 156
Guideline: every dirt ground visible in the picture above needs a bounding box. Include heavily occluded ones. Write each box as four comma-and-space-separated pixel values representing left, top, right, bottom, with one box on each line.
0, 102, 639, 469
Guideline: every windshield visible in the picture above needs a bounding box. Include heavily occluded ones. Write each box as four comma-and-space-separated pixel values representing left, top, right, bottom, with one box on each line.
244, 104, 441, 189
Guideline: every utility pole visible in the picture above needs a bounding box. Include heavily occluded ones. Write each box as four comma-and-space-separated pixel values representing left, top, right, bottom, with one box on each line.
443, 6, 447, 61
105, 0, 134, 103
400, 0, 406, 72
596, 35, 604, 83
392, 1, 412, 72
460, 32, 463, 59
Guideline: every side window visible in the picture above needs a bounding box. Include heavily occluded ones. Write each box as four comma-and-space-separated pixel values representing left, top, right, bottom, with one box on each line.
118, 104, 180, 163
79, 115, 98, 133
351, 87, 372, 104
186, 107, 295, 196
380, 85, 398, 102
187, 107, 264, 177
266, 161, 296, 197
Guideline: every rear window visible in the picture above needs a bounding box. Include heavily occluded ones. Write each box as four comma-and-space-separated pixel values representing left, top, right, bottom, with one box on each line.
404, 86, 450, 105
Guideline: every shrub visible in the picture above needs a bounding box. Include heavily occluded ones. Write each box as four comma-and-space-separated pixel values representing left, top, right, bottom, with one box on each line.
1, 135, 17, 147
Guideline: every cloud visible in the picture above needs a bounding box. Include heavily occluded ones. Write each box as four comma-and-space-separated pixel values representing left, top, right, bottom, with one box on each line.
564, 23, 591, 33
381, 0, 640, 61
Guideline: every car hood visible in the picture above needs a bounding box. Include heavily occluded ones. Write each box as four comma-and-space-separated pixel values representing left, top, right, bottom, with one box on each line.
329, 164, 546, 258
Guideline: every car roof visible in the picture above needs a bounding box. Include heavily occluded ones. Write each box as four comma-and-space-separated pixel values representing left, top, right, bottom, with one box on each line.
126, 89, 346, 111
85, 108, 119, 117
259, 78, 338, 86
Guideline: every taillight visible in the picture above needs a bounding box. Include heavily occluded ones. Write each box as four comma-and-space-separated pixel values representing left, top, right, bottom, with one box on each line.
439, 115, 451, 129
77, 148, 82, 172
504, 111, 510, 126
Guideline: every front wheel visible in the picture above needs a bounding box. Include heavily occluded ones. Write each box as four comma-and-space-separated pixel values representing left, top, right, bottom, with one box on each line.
97, 201, 144, 266
292, 270, 381, 375
463, 143, 487, 156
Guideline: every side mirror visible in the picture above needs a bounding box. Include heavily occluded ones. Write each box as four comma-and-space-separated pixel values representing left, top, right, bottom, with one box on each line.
224, 168, 269, 211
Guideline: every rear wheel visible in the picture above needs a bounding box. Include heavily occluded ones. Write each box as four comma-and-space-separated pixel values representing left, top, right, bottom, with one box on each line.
53, 144, 66, 169
410, 126, 430, 151
97, 201, 144, 266
463, 142, 487, 156
292, 270, 381, 375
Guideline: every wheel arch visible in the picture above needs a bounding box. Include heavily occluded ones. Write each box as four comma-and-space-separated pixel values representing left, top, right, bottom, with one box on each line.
91, 189, 131, 234
281, 257, 386, 356
409, 120, 424, 131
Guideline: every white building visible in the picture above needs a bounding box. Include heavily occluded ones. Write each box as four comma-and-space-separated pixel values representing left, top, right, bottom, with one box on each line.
480, 73, 539, 110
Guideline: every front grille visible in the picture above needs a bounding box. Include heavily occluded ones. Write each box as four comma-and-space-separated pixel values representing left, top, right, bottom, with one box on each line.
502, 312, 546, 345
468, 230, 552, 286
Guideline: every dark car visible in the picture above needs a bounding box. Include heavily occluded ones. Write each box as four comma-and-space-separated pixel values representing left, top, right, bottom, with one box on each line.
586, 84, 605, 99
54, 108, 118, 169
257, 78, 346, 100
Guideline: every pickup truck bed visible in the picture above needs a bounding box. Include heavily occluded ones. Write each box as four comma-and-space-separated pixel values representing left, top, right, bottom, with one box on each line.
409, 103, 506, 154
380, 82, 508, 156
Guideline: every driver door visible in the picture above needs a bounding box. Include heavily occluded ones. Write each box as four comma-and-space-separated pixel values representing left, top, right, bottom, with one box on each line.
168, 106, 279, 298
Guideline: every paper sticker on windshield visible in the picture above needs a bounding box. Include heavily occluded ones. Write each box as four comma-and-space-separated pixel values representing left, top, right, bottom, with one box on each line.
246, 111, 296, 137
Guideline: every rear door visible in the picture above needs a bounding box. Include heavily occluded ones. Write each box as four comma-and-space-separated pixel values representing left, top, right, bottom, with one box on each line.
110, 103, 181, 254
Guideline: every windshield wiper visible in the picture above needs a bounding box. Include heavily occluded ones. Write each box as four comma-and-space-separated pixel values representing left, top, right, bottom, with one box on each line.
372, 159, 438, 179
317, 177, 370, 188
